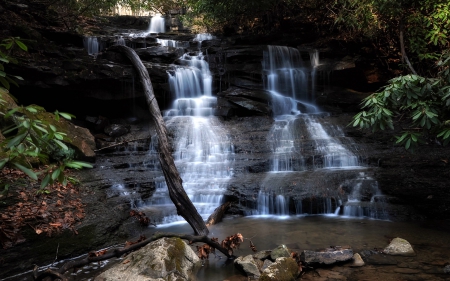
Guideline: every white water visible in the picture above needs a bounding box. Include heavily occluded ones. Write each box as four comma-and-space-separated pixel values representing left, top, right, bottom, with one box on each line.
156, 39, 189, 48
139, 39, 233, 224
257, 46, 380, 218
148, 15, 165, 33
83, 37, 101, 56
264, 46, 359, 172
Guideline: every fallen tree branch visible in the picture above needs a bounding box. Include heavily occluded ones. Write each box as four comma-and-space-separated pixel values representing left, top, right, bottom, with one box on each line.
33, 232, 234, 280
94, 136, 151, 152
206, 202, 231, 226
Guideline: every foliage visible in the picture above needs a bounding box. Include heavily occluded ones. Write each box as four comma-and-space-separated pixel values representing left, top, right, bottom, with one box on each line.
0, 38, 92, 195
331, 0, 450, 72
351, 50, 450, 150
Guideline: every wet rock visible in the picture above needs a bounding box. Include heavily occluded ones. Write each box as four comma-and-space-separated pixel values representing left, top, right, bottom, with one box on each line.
254, 250, 272, 260
300, 248, 353, 265
135, 46, 185, 63
383, 237, 415, 256
95, 237, 199, 281
360, 250, 398, 265
86, 116, 110, 132
270, 244, 291, 261
444, 264, 450, 274
218, 87, 273, 116
234, 255, 261, 278
260, 257, 299, 281
104, 124, 131, 137
261, 259, 274, 271
350, 253, 365, 267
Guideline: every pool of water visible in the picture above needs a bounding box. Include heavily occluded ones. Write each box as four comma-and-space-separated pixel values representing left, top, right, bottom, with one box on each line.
6, 215, 450, 281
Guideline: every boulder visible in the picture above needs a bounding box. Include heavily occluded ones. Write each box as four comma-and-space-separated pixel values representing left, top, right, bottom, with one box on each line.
253, 250, 272, 260
383, 237, 415, 256
350, 253, 365, 267
359, 250, 398, 265
95, 237, 200, 281
0, 91, 96, 161
300, 248, 353, 265
270, 245, 291, 261
234, 254, 261, 278
260, 257, 299, 281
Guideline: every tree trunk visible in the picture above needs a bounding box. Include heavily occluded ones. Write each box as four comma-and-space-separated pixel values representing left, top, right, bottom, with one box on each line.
399, 20, 418, 75
113, 45, 209, 236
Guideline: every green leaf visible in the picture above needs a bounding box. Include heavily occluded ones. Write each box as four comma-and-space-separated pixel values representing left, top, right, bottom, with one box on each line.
58, 112, 75, 120
405, 139, 411, 150
13, 163, 38, 180
51, 168, 61, 180
40, 174, 51, 189
0, 77, 10, 89
26, 106, 38, 113
396, 133, 408, 143
54, 133, 64, 140
15, 40, 28, 51
6, 132, 27, 148
0, 70, 6, 77
53, 139, 68, 150
65, 161, 93, 169
0, 158, 8, 169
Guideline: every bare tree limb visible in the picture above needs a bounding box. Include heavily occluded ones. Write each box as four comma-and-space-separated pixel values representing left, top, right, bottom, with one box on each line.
400, 21, 418, 75
94, 137, 151, 152
110, 45, 209, 236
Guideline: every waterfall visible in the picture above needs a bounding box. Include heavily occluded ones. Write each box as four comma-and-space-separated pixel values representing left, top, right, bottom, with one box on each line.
116, 36, 126, 46
157, 39, 189, 48
254, 45, 380, 218
83, 37, 102, 56
263, 45, 360, 172
148, 15, 165, 33
139, 39, 234, 225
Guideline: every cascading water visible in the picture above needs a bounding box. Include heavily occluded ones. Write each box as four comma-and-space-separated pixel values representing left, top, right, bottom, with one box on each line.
264, 46, 359, 172
148, 15, 165, 33
255, 46, 383, 218
137, 36, 234, 224
156, 39, 189, 48
83, 37, 102, 56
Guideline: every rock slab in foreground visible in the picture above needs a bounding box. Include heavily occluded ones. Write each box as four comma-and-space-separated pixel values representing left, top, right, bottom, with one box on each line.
301, 249, 353, 265
260, 257, 299, 281
383, 237, 415, 256
95, 237, 199, 281
234, 255, 261, 277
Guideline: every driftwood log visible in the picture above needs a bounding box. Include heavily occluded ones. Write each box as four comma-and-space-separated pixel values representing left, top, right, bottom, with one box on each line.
113, 45, 209, 236
33, 232, 234, 281
206, 202, 231, 226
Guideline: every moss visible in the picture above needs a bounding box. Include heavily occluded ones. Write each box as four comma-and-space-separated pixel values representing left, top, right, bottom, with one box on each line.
259, 258, 298, 281
165, 237, 186, 273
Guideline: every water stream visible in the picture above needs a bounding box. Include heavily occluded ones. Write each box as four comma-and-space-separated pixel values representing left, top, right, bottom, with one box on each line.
135, 35, 234, 224
255, 46, 384, 218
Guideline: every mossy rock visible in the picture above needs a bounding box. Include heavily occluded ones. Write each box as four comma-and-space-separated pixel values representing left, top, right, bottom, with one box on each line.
0, 91, 95, 161
95, 237, 200, 281
260, 257, 299, 281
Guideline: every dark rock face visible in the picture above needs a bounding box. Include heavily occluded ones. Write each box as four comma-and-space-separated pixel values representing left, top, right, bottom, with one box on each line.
104, 124, 131, 137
